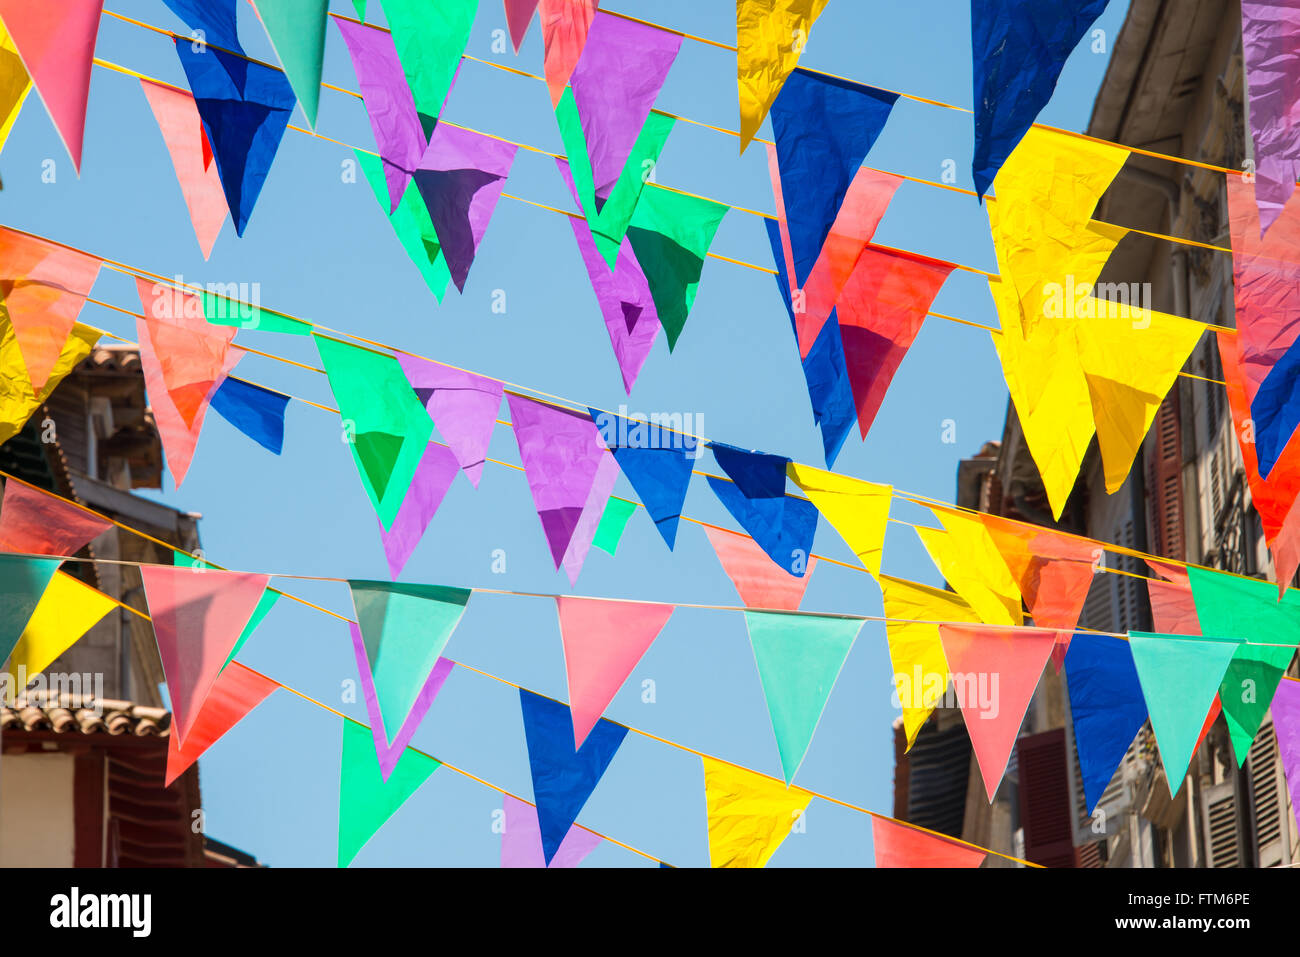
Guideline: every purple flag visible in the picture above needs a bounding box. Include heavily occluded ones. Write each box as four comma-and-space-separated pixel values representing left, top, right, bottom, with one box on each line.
1243, 2, 1300, 234
500, 793, 602, 867
398, 355, 504, 487
507, 393, 611, 572
376, 442, 460, 578
349, 621, 454, 780
1273, 677, 1300, 839
570, 11, 681, 203
413, 125, 518, 292
561, 447, 618, 585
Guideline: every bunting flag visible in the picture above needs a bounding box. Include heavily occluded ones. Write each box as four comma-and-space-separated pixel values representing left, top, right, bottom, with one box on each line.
539, 0, 599, 107
745, 610, 861, 783
250, 0, 327, 128
353, 0, 368, 22
504, 0, 541, 53
397, 355, 503, 488
879, 575, 980, 750
5, 571, 114, 684
0, 20, 32, 156
917, 506, 1024, 627
375, 443, 459, 579
1127, 632, 1242, 795
769, 69, 898, 288
209, 376, 289, 455
348, 620, 454, 779
871, 816, 986, 868
381, 0, 477, 138
164, 661, 277, 787
161, 0, 244, 53
735, 0, 829, 151
174, 41, 296, 235
704, 524, 817, 610
413, 123, 517, 292
139, 79, 228, 259
171, 550, 279, 669
970, 0, 1112, 199
555, 596, 673, 747
626, 186, 728, 350
202, 291, 311, 336
1272, 678, 1300, 840
1063, 633, 1148, 815
711, 442, 790, 498
0, 477, 110, 556
1146, 575, 1201, 636
591, 408, 694, 548
0, 1, 102, 171
707, 462, 817, 575
140, 564, 270, 745
591, 496, 635, 555
939, 623, 1057, 800
701, 756, 812, 868
0, 317, 99, 445
500, 793, 602, 867
314, 335, 434, 531
1242, 1, 1300, 233
787, 463, 891, 577
349, 580, 471, 748
0, 228, 101, 393
562, 443, 619, 585
338, 717, 439, 867
356, 149, 453, 302
0, 555, 61, 664
519, 688, 627, 865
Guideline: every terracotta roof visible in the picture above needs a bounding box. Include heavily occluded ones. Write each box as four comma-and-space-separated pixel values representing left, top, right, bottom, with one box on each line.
0, 692, 170, 738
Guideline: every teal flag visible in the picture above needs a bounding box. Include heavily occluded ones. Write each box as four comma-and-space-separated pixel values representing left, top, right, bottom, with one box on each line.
1128, 632, 1242, 795
592, 497, 637, 556
255, 0, 328, 127
338, 717, 439, 866
353, 0, 366, 20
202, 289, 312, 335
356, 148, 453, 302
349, 580, 471, 745
173, 550, 279, 669
314, 335, 435, 531
381, 0, 477, 137
0, 555, 63, 662
745, 610, 862, 783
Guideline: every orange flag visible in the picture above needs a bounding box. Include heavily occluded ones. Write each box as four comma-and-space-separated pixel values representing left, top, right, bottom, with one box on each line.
165, 661, 278, 786
540, 0, 598, 106
703, 524, 817, 610
0, 477, 110, 555
871, 816, 985, 867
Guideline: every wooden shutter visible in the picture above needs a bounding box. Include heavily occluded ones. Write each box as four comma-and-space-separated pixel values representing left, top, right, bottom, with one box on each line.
1201, 780, 1244, 867
1017, 728, 1076, 867
1146, 391, 1185, 560
1248, 718, 1291, 867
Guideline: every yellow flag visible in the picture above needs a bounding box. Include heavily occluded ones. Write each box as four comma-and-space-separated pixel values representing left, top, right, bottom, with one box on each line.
0, 20, 32, 154
7, 571, 116, 681
880, 575, 979, 750
702, 756, 813, 867
0, 313, 99, 445
736, 0, 829, 150
914, 505, 1023, 626
786, 462, 891, 576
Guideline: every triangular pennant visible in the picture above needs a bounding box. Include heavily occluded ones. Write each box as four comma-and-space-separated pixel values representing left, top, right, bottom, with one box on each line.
1244, 2, 1300, 233
202, 291, 310, 336
381, 0, 476, 138
0, 1, 102, 171
397, 354, 503, 488
555, 595, 673, 748
161, 0, 244, 54
1147, 576, 1201, 636
701, 756, 812, 867
352, 0, 368, 21
0, 19, 34, 156
787, 462, 891, 577
710, 442, 789, 499
916, 506, 1023, 627
314, 335, 434, 531
0, 315, 99, 446
169, 549, 279, 671
251, 0, 327, 128
164, 661, 277, 786
5, 570, 112, 683
560, 447, 618, 586
938, 623, 1057, 800
349, 580, 471, 748
706, 476, 817, 576
871, 816, 986, 868
519, 688, 627, 865
1063, 633, 1148, 815
745, 610, 861, 783
0, 227, 101, 392
504, 0, 541, 53
590, 407, 694, 548
1271, 678, 1300, 842
1127, 632, 1243, 795
355, 148, 453, 301
0, 555, 60, 664
0, 478, 111, 556
591, 496, 635, 555
735, 0, 829, 150
376, 443, 459, 579
500, 793, 602, 867
704, 525, 817, 611
338, 716, 439, 866
209, 376, 289, 454
539, 0, 599, 107
140, 564, 270, 746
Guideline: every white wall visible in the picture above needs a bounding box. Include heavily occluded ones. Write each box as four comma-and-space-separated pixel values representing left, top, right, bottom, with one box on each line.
0, 752, 77, 867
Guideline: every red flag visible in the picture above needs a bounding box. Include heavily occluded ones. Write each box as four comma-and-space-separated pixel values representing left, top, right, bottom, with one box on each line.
871, 816, 985, 867
703, 524, 816, 610
539, 0, 598, 106
165, 662, 278, 786
0, 478, 110, 556
503, 0, 541, 52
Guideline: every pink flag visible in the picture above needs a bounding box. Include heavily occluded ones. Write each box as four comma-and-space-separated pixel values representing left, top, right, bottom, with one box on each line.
0, 1, 103, 171
504, 0, 541, 53
1242, 1, 1300, 233
0, 478, 110, 556
703, 524, 816, 610
397, 354, 503, 488
539, 0, 599, 106
500, 793, 601, 867
140, 79, 228, 259
871, 816, 985, 868
164, 661, 278, 786
555, 595, 673, 747
938, 623, 1057, 801
0, 227, 101, 391
141, 564, 271, 746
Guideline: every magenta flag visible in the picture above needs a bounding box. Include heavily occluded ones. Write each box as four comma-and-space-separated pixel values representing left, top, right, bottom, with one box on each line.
504, 0, 541, 52
1273, 678, 1300, 840
397, 354, 503, 487
560, 448, 617, 585
376, 442, 460, 579
500, 793, 601, 867
1243, 2, 1300, 234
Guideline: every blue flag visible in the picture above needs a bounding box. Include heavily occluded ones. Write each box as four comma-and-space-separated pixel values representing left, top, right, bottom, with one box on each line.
175, 41, 296, 235
589, 408, 695, 549
770, 69, 898, 286
1251, 338, 1300, 479
710, 442, 791, 499
971, 0, 1112, 199
211, 377, 289, 454
519, 689, 628, 866
162, 0, 244, 53
706, 475, 817, 576
1064, 633, 1148, 815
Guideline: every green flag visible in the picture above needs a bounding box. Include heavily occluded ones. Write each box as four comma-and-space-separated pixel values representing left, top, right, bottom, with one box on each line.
1186, 567, 1300, 764
202, 290, 311, 336
173, 550, 279, 669
0, 555, 63, 663
353, 0, 367, 21
626, 186, 728, 350
356, 148, 453, 303
349, 580, 471, 745
1128, 632, 1242, 795
338, 717, 439, 866
314, 335, 434, 530
381, 0, 477, 138
255, 0, 328, 128
745, 610, 862, 784
592, 497, 637, 556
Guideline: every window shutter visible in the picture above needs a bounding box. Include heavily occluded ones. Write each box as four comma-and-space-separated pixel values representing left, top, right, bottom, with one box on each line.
1016, 728, 1076, 867
1201, 780, 1244, 867
1248, 718, 1291, 867
1146, 392, 1185, 560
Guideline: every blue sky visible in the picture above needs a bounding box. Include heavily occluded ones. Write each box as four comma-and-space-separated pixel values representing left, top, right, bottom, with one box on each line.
5, 0, 1130, 866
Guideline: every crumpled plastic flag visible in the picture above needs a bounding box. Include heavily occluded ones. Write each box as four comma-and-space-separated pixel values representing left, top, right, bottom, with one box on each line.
787, 462, 890, 577
1063, 633, 1148, 815
916, 506, 1023, 627
210, 376, 288, 454
381, 0, 476, 138
0, 19, 32, 155
0, 476, 110, 556
164, 661, 277, 787
355, 148, 453, 302
500, 793, 602, 867
375, 443, 459, 579
711, 441, 791, 499
6, 570, 114, 685
0, 312, 98, 446
349, 580, 471, 748
353, 0, 368, 21
970, 0, 1111, 199
162, 0, 244, 54
1242, 1, 1300, 234
735, 0, 828, 151
704, 524, 816, 611
174, 40, 295, 235
398, 354, 503, 488
701, 755, 812, 867
539, 0, 599, 107
338, 716, 439, 867
591, 496, 635, 555
0, 1, 102, 171
519, 688, 627, 866
1271, 678, 1300, 841
590, 407, 694, 549
871, 816, 986, 868
0, 555, 61, 665
250, 0, 327, 128
172, 549, 279, 669
708, 447, 816, 575
504, 0, 541, 53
